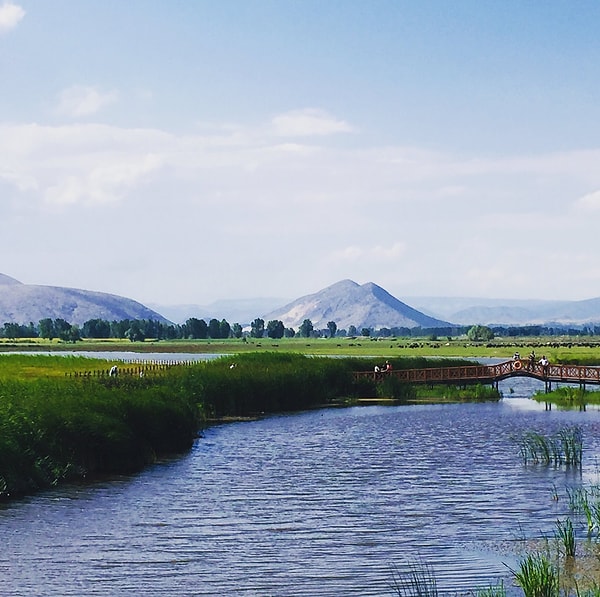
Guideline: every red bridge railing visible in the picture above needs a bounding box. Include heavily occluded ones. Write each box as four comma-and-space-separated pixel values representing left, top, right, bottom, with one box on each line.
354, 360, 600, 387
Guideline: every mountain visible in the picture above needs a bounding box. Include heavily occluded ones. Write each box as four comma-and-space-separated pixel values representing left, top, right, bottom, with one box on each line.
406, 296, 600, 326
263, 280, 453, 330
0, 275, 170, 326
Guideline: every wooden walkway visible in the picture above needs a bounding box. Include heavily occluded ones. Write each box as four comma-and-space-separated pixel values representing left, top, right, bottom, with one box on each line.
354, 359, 600, 392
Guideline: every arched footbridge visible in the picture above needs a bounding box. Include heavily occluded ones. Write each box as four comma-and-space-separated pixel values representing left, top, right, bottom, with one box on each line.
354, 359, 600, 392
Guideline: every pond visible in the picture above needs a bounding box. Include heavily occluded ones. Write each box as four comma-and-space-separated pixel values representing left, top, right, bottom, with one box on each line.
0, 376, 599, 595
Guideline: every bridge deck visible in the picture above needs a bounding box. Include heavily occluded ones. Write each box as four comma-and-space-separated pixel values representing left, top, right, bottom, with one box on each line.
354, 360, 600, 387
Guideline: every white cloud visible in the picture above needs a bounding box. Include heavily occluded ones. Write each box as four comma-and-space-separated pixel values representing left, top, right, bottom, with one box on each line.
575, 190, 600, 211
56, 85, 119, 118
4, 115, 600, 303
271, 108, 356, 137
44, 153, 163, 205
0, 2, 24, 33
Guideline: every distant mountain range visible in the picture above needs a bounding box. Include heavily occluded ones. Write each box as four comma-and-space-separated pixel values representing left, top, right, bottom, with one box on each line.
4, 272, 600, 329
0, 274, 169, 326
405, 296, 600, 326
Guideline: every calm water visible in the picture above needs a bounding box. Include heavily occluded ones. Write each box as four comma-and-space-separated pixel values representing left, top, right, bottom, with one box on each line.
1, 375, 600, 595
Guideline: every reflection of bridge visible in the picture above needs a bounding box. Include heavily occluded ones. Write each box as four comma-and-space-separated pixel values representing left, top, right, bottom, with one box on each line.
354, 360, 600, 393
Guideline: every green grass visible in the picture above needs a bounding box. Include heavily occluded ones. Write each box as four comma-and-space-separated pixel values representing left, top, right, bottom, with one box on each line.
507, 552, 560, 597
534, 386, 600, 408
4, 334, 600, 363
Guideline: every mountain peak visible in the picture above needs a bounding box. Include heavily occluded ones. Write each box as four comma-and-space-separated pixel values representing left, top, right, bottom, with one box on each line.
263, 279, 451, 330
0, 277, 170, 325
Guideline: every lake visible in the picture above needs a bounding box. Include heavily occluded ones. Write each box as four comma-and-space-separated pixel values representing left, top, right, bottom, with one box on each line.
0, 373, 598, 595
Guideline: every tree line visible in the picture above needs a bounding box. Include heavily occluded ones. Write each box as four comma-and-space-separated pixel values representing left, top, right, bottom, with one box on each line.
1, 316, 467, 342
0, 316, 321, 342
3, 316, 595, 343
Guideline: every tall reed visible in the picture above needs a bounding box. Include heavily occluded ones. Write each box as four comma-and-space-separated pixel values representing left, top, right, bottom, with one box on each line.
389, 560, 438, 597
566, 485, 600, 537
555, 518, 576, 558
507, 552, 559, 597
517, 426, 582, 467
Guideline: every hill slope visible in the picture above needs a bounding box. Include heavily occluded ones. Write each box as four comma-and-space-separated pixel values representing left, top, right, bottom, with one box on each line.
263, 280, 453, 330
0, 275, 170, 326
407, 296, 600, 326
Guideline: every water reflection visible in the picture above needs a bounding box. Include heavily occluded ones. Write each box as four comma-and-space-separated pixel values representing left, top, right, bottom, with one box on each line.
2, 395, 600, 595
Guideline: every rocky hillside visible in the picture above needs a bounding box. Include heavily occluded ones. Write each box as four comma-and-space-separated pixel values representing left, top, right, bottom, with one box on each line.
263, 280, 453, 330
0, 275, 170, 326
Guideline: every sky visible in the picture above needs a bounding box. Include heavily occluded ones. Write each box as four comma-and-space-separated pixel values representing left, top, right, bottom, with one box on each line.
2, 1, 600, 307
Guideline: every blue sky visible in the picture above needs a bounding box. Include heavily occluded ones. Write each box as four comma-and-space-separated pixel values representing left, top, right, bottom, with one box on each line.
2, 1, 600, 306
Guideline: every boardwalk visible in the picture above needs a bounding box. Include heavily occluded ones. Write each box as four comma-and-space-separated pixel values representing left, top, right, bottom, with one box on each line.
354, 359, 600, 392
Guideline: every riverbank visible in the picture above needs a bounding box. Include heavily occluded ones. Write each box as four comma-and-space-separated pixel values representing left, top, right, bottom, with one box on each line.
0, 352, 484, 500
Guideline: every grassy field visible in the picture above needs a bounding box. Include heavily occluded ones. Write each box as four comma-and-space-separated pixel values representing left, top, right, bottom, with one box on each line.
3, 335, 600, 363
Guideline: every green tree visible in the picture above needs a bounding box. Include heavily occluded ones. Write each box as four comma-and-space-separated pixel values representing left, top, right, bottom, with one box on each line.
250, 318, 265, 338
3, 323, 22, 339
327, 321, 337, 338
219, 319, 231, 339
361, 328, 371, 337
111, 319, 130, 339
82, 318, 111, 338
54, 318, 72, 341
232, 323, 243, 338
299, 319, 314, 338
208, 318, 221, 339
185, 317, 208, 339
347, 325, 357, 337
467, 325, 494, 342
67, 325, 81, 342
127, 320, 146, 342
267, 320, 285, 339
39, 318, 56, 340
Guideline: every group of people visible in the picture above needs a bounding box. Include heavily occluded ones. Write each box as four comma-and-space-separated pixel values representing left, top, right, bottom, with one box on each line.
513, 351, 549, 375
374, 361, 393, 374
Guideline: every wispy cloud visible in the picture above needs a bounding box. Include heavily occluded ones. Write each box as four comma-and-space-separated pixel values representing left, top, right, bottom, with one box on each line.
0, 1, 24, 33
56, 85, 119, 118
271, 108, 356, 137
3, 114, 600, 301
575, 189, 600, 211
44, 153, 163, 206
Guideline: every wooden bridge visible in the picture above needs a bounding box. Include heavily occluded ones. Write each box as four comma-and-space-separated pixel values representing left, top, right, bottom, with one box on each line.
354, 359, 600, 392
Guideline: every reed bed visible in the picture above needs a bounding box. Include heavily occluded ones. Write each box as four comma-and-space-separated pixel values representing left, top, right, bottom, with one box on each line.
507, 552, 560, 597
566, 484, 600, 537
517, 427, 583, 467
0, 352, 364, 499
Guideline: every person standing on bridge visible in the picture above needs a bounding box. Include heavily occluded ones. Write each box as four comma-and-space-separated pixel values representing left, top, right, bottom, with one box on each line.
539, 355, 549, 376
384, 360, 392, 373
528, 351, 536, 371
